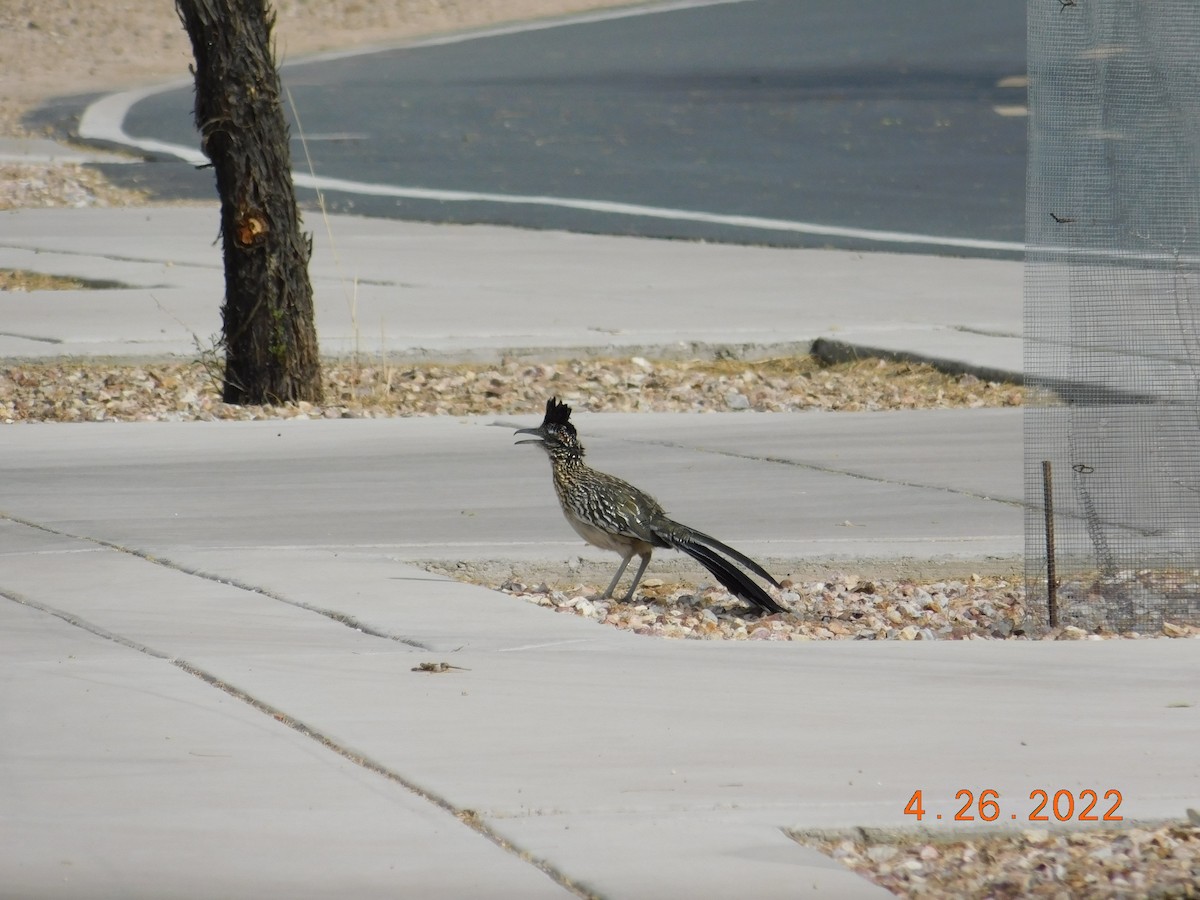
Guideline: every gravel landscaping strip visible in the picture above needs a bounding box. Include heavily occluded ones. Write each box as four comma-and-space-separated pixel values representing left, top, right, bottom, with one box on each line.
0, 162, 147, 210
794, 820, 1200, 899
0, 355, 1022, 423
471, 573, 1200, 642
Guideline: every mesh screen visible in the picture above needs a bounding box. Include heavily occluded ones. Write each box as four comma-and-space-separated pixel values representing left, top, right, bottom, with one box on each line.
1025, 0, 1200, 632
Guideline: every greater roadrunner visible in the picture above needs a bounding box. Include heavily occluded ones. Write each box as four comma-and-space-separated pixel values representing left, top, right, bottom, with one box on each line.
515, 397, 788, 616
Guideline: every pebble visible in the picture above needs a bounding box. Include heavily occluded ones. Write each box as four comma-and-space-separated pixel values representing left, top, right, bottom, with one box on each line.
0, 355, 1026, 424
488, 575, 1200, 643
800, 821, 1200, 899
0, 162, 139, 210
866, 845, 899, 863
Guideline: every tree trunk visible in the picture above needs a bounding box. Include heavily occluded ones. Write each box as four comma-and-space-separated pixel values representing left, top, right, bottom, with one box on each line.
176, 0, 322, 404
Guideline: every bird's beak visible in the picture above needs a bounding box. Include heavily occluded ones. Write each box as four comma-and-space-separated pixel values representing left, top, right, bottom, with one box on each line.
514, 425, 546, 446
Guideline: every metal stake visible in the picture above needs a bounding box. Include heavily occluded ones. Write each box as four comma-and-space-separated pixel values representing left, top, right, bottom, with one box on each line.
1042, 460, 1058, 627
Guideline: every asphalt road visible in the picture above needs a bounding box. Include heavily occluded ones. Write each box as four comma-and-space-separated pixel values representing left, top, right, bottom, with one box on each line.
97, 0, 1025, 254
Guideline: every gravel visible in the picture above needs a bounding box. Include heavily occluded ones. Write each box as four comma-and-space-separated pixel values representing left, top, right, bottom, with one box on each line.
0, 355, 1022, 424
0, 163, 146, 211
795, 821, 1200, 899
478, 572, 1200, 642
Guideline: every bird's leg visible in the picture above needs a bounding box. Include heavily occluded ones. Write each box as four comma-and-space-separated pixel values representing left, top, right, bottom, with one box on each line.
617, 551, 653, 602
601, 551, 636, 599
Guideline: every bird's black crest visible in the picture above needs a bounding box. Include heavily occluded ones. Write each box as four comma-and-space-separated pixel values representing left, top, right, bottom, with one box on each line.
543, 397, 576, 433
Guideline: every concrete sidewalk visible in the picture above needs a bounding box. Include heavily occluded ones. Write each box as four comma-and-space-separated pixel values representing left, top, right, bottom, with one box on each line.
2, 418, 1196, 898
3, 202, 1196, 898
0, 204, 1021, 376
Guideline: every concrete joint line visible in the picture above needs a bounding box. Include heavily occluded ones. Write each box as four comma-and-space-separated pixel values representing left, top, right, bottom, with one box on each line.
0, 586, 171, 660
0, 332, 64, 344
0, 587, 598, 900
0, 511, 431, 649
167, 662, 601, 900
638, 439, 1027, 509
0, 241, 221, 273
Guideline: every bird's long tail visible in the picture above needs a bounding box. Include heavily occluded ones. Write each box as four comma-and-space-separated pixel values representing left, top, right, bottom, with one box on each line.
657, 521, 788, 616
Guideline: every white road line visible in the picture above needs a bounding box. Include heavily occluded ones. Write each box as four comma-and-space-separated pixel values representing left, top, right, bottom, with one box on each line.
79, 76, 206, 166
77, 0, 1025, 255
294, 172, 1023, 252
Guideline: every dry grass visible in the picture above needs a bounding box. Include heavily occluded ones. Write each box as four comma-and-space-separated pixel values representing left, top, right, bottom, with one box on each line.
0, 270, 88, 291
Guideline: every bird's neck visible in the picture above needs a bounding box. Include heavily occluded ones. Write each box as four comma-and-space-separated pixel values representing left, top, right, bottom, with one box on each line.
547, 446, 591, 487
547, 442, 585, 465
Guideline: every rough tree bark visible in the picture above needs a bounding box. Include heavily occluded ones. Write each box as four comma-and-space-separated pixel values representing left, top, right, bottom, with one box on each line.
175, 0, 322, 404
